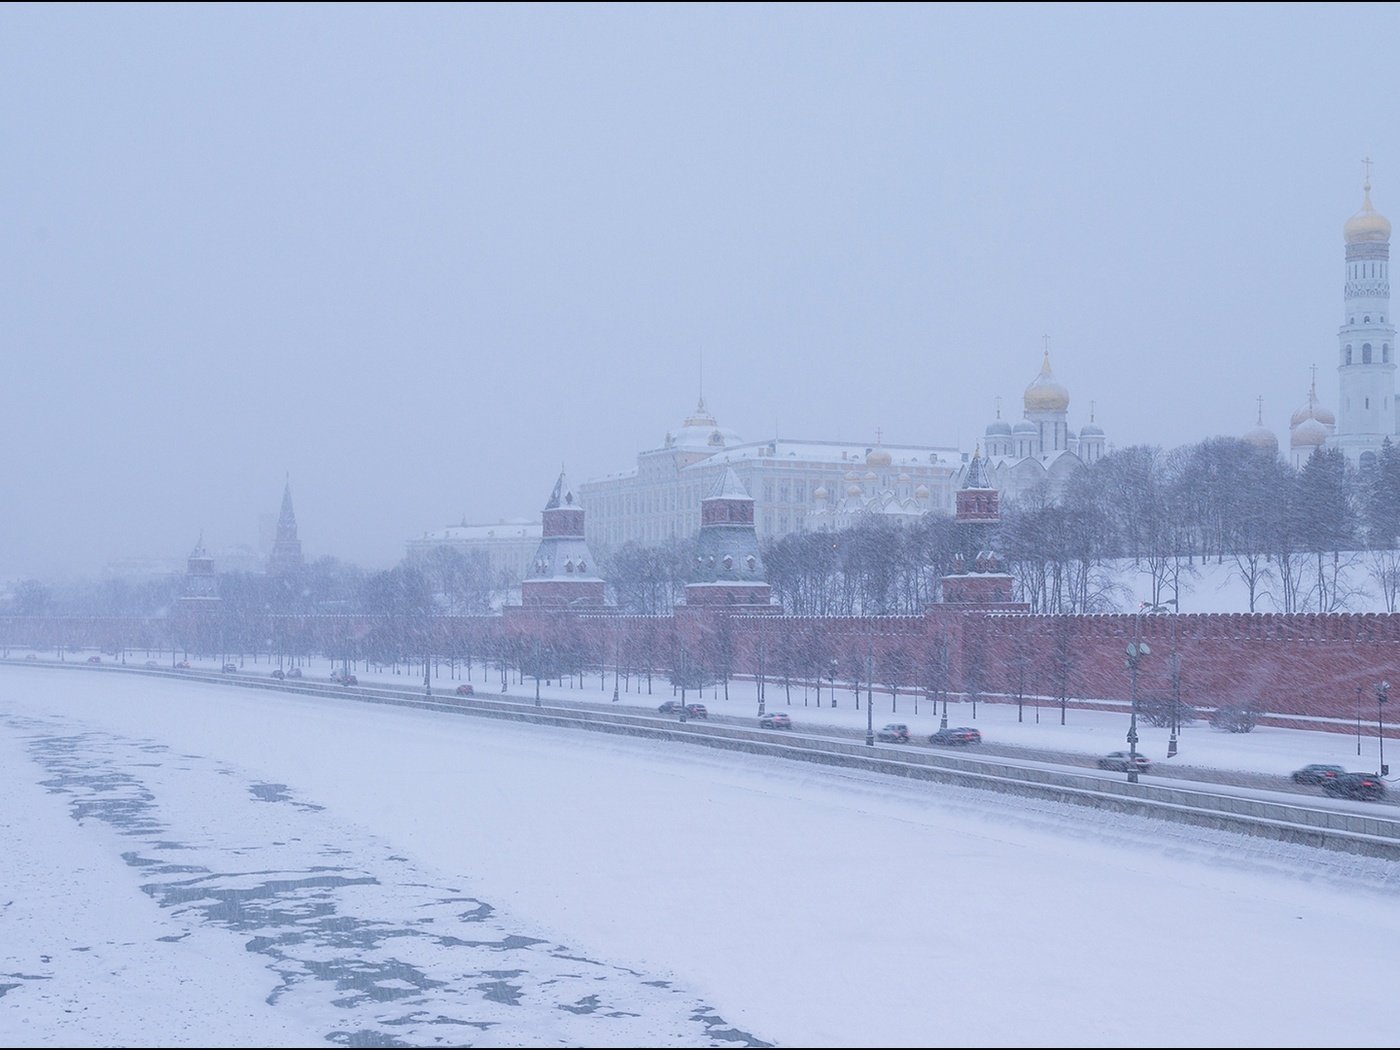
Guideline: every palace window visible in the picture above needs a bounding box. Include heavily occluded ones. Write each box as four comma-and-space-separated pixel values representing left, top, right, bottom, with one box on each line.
1364, 343, 1373, 363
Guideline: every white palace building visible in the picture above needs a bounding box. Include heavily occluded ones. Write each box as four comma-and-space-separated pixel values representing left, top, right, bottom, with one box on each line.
576, 399, 963, 550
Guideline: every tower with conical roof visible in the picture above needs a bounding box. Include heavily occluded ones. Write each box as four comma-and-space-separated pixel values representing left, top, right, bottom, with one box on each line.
521, 470, 605, 607
267, 477, 305, 576
940, 448, 1017, 606
179, 533, 221, 603
685, 467, 771, 606
1335, 161, 1397, 467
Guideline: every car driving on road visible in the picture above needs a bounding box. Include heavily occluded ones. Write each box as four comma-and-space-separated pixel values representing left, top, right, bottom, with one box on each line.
877, 723, 910, 742
1291, 763, 1345, 785
759, 711, 792, 729
930, 726, 982, 746
1322, 771, 1388, 800
1098, 750, 1151, 773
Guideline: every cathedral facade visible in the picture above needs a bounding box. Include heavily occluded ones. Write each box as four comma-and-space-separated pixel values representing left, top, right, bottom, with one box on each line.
974, 351, 1106, 503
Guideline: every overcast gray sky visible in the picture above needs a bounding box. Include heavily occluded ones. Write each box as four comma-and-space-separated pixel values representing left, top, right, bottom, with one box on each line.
4, 3, 1398, 579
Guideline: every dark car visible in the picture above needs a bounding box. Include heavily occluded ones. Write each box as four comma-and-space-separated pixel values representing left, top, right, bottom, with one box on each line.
86, 655, 102, 664
658, 700, 686, 714
683, 703, 708, 719
222, 663, 238, 673
759, 711, 792, 729
455, 683, 475, 696
271, 669, 286, 680
877, 723, 911, 743
1323, 771, 1388, 801
286, 667, 303, 679
175, 660, 190, 669
1292, 763, 1346, 785
330, 669, 358, 686
1098, 750, 1152, 773
930, 726, 982, 746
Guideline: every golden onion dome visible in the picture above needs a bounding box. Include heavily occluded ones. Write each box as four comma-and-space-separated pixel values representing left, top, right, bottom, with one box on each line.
847, 483, 863, 497
866, 446, 892, 468
1345, 181, 1392, 244
1024, 350, 1070, 413
813, 485, 828, 501
914, 484, 930, 499
1243, 425, 1278, 453
1290, 376, 1335, 429
1291, 417, 1329, 449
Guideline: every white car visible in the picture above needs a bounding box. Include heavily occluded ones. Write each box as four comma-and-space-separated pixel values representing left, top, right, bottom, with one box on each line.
1098, 750, 1151, 773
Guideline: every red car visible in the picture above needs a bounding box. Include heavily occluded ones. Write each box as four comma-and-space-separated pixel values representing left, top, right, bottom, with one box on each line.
455, 683, 475, 696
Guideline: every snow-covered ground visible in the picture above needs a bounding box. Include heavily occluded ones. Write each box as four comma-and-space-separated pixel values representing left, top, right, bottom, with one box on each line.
4, 660, 1400, 1048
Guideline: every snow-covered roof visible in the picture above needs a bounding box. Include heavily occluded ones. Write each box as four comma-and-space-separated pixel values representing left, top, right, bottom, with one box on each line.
413, 521, 540, 543
683, 437, 957, 472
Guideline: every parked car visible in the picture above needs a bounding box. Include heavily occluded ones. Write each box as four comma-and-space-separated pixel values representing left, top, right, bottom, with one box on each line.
221, 663, 238, 673
1098, 750, 1152, 773
759, 711, 792, 729
1291, 763, 1346, 785
930, 726, 982, 746
271, 669, 286, 680
877, 723, 911, 743
455, 683, 475, 696
683, 703, 707, 719
1322, 771, 1388, 801
86, 655, 101, 664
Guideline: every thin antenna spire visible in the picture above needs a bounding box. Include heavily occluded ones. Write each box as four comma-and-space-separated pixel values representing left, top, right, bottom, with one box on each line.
994, 395, 1002, 419
1256, 395, 1264, 426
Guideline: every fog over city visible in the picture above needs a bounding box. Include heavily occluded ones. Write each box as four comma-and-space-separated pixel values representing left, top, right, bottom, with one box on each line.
6, 3, 1400, 580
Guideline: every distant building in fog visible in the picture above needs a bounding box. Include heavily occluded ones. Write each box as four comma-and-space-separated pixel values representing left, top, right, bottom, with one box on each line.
578, 398, 961, 550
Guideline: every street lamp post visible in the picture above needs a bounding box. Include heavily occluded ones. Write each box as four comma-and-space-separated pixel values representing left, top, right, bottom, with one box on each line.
1167, 650, 1180, 759
1357, 685, 1364, 757
865, 651, 875, 747
1378, 680, 1390, 777
611, 629, 620, 702
1125, 632, 1148, 784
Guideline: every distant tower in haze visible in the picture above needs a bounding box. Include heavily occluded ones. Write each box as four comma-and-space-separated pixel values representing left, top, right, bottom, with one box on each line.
521, 470, 606, 607
940, 447, 1017, 606
685, 467, 771, 606
179, 533, 221, 603
267, 476, 305, 576
1333, 160, 1397, 468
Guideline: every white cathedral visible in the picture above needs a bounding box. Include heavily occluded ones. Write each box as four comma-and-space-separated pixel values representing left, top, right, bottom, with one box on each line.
975, 350, 1107, 503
